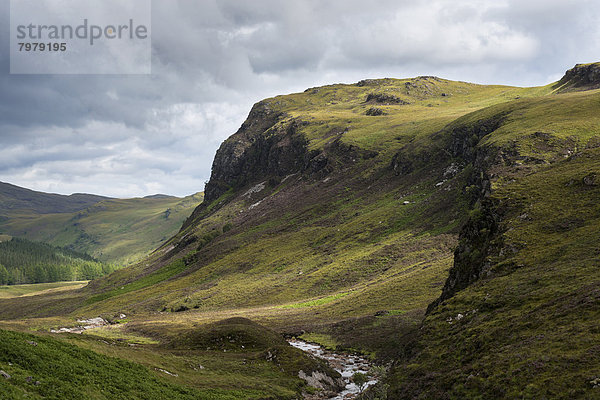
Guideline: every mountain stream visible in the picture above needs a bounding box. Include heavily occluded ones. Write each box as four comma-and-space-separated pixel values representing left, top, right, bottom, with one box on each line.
289, 339, 377, 399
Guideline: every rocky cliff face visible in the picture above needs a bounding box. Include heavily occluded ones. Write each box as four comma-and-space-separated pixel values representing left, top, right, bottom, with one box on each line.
203, 101, 287, 203
200, 101, 377, 208
553, 62, 600, 92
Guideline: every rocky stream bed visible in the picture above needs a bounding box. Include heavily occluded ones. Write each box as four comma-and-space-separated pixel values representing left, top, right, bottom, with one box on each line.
289, 339, 377, 399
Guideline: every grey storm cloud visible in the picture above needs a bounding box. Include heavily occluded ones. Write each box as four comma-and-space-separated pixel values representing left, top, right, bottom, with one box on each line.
1, 0, 599, 197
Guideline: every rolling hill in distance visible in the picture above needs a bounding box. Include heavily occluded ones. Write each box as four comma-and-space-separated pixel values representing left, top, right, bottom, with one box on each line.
0, 182, 203, 265
0, 181, 110, 215
1, 63, 599, 399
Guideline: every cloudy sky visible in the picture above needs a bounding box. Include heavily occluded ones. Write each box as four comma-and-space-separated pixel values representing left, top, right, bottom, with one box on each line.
1, 0, 599, 198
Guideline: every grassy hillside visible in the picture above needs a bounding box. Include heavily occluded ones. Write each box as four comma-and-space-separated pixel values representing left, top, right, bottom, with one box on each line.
388, 96, 600, 399
0, 191, 203, 264
69, 77, 551, 323
0, 326, 309, 399
0, 328, 203, 400
1, 64, 599, 398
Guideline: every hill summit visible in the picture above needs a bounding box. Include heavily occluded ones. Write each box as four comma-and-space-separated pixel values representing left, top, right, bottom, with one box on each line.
553, 62, 600, 92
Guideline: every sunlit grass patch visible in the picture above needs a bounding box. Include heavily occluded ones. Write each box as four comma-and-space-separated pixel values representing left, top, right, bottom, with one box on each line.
0, 281, 88, 299
299, 332, 340, 350
278, 292, 349, 309
83, 323, 160, 345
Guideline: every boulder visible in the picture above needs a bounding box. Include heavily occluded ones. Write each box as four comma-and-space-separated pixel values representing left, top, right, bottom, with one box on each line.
366, 107, 384, 116
583, 173, 597, 186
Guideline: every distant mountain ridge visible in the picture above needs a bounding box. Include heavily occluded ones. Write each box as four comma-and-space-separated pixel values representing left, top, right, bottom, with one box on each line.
0, 181, 203, 264
0, 181, 110, 215
143, 194, 177, 199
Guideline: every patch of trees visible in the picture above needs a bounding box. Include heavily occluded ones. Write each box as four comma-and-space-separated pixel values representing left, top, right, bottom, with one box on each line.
0, 238, 116, 285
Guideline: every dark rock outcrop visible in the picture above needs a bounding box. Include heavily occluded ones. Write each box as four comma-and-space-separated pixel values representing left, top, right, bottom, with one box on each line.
427, 198, 500, 313
427, 115, 507, 312
201, 100, 355, 206
553, 63, 600, 93
366, 93, 409, 105
182, 100, 378, 231
203, 101, 286, 203
390, 152, 414, 175
446, 114, 507, 163
202, 100, 380, 206
583, 172, 597, 186
356, 79, 384, 87
366, 107, 385, 116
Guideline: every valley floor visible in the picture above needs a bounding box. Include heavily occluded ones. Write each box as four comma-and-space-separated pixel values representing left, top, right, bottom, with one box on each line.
0, 281, 88, 299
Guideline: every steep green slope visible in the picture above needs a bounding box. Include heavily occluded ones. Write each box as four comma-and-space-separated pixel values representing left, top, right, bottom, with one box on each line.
388, 73, 600, 397
0, 237, 112, 284
392, 150, 600, 399
0, 190, 203, 264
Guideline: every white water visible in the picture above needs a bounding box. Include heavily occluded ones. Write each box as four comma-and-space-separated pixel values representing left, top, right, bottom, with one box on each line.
289, 339, 377, 399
